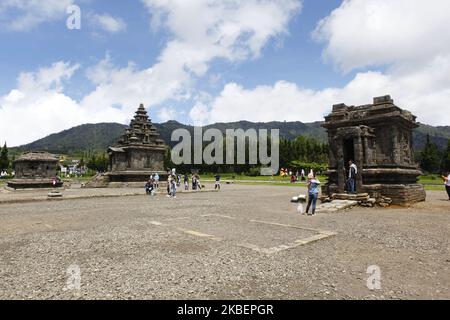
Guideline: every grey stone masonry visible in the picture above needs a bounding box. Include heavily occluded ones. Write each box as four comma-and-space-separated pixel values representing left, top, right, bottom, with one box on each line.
87, 104, 169, 187
321, 95, 426, 206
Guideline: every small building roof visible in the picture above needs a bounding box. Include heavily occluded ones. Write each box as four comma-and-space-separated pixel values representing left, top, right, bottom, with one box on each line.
15, 151, 58, 162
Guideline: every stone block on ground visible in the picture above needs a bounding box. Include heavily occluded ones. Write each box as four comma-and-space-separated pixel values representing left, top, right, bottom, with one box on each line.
316, 199, 359, 213
47, 191, 63, 198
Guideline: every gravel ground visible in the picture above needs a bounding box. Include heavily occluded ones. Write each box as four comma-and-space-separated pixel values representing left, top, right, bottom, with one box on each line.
0, 184, 448, 300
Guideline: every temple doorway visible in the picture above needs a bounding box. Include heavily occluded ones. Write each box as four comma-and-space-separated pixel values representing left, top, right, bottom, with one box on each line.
343, 138, 355, 170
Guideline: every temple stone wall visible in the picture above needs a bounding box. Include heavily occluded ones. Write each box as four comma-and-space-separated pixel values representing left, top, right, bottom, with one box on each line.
88, 104, 169, 188
7, 152, 62, 190
15, 161, 57, 179
322, 95, 426, 206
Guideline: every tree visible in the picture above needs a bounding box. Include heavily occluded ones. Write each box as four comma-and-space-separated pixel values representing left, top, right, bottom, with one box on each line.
420, 135, 441, 173
0, 142, 9, 171
440, 139, 450, 172
79, 156, 85, 168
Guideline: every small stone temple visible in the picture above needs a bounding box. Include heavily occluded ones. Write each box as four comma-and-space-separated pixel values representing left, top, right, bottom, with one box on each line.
321, 95, 426, 205
93, 104, 168, 187
7, 151, 63, 189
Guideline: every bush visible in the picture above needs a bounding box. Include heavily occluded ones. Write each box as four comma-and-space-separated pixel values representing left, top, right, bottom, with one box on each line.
288, 161, 328, 174
246, 167, 261, 177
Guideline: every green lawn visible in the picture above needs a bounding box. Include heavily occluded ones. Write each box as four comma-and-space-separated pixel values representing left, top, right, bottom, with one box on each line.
200, 173, 447, 191
200, 173, 327, 182
233, 181, 305, 187
418, 174, 446, 184
1, 174, 446, 192
424, 184, 447, 191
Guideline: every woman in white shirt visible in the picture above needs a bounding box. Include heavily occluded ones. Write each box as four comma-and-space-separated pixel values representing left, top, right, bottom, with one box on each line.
442, 172, 450, 200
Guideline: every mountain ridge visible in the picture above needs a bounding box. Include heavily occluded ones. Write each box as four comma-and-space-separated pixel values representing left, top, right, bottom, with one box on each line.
10, 120, 450, 155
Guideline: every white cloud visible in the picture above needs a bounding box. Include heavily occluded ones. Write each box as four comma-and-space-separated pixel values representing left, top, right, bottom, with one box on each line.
189, 102, 211, 126
142, 0, 302, 75
157, 106, 177, 122
313, 0, 450, 72
0, 0, 74, 31
69, 0, 301, 125
193, 59, 450, 127
67, 0, 302, 127
0, 62, 126, 146
191, 0, 450, 127
1, 1, 301, 146
91, 13, 126, 33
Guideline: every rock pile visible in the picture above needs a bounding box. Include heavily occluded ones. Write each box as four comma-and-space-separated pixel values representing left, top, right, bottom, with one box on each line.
318, 193, 393, 211
378, 196, 393, 207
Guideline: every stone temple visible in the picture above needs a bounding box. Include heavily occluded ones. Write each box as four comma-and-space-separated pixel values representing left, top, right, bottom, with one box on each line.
7, 151, 63, 190
321, 95, 426, 206
89, 104, 168, 187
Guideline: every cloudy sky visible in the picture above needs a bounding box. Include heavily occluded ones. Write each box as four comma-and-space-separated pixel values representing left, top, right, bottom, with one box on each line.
0, 0, 449, 146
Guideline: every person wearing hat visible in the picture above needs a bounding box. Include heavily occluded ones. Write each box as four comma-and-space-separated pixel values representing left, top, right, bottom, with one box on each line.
305, 170, 321, 216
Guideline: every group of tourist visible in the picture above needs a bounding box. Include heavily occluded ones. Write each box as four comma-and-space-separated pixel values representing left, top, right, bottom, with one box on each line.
145, 173, 160, 196
280, 168, 307, 183
145, 172, 222, 198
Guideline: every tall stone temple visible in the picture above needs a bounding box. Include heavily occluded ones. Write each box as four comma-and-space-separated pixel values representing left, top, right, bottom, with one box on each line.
91, 104, 168, 187
321, 95, 426, 205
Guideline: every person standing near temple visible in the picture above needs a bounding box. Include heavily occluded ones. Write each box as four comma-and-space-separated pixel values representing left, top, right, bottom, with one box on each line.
305, 170, 321, 216
170, 176, 177, 198
347, 160, 358, 194
154, 172, 159, 189
167, 174, 172, 196
184, 174, 189, 191
442, 172, 450, 200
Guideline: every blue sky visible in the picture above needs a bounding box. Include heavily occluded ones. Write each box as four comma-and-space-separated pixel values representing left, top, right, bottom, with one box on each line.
0, 0, 449, 146
0, 0, 345, 96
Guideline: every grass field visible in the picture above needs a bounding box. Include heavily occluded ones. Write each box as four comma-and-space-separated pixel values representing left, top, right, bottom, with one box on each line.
200, 174, 446, 192
1, 174, 446, 192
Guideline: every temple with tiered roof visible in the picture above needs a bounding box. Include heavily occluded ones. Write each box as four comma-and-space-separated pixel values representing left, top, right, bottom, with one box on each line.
105, 104, 168, 186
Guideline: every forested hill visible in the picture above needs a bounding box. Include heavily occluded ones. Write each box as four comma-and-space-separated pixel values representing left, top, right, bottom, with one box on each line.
11, 120, 449, 155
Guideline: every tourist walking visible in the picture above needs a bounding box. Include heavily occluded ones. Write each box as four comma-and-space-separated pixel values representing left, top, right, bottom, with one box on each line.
145, 179, 155, 196
346, 160, 357, 194
305, 171, 321, 216
196, 175, 202, 190
191, 175, 196, 190
170, 177, 177, 198
214, 174, 221, 190
154, 173, 159, 189
442, 172, 450, 200
184, 174, 189, 190
167, 174, 172, 196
